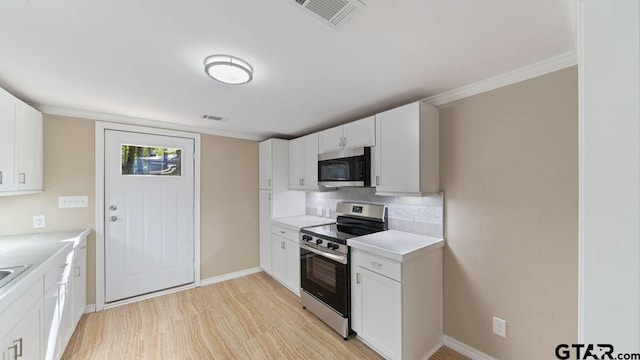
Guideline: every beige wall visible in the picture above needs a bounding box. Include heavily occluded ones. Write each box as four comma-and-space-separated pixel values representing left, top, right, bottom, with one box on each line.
439, 67, 578, 359
0, 115, 259, 305
200, 135, 259, 278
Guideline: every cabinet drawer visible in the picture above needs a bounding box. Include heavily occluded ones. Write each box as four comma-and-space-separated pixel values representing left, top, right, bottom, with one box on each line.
271, 224, 299, 242
44, 250, 72, 290
353, 249, 401, 282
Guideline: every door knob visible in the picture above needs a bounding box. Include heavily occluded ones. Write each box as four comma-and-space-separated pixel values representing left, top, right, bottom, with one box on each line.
109, 205, 117, 211
109, 216, 118, 222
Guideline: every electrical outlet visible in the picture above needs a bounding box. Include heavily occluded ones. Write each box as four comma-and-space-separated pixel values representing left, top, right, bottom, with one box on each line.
323, 208, 331, 218
32, 215, 45, 229
493, 316, 506, 337
316, 207, 323, 216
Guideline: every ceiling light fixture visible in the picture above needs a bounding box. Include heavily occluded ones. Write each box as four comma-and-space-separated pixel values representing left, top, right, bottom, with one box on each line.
204, 54, 253, 85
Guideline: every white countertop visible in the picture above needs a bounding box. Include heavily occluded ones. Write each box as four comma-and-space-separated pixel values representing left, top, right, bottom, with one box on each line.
0, 229, 90, 305
271, 215, 335, 231
348, 230, 444, 262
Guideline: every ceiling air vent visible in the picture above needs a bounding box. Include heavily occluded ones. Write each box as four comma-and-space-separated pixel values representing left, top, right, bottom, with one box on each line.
292, 0, 365, 29
202, 114, 224, 121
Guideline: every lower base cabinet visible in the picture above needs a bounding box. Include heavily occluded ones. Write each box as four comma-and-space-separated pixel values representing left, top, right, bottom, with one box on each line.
1, 299, 42, 360
351, 247, 443, 360
0, 233, 87, 360
269, 224, 300, 295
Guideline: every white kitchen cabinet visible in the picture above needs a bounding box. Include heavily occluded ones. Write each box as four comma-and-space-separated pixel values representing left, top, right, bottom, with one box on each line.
0, 279, 44, 360
258, 139, 305, 275
0, 87, 43, 195
318, 116, 375, 154
373, 101, 439, 196
270, 224, 300, 295
15, 101, 43, 192
351, 247, 442, 360
72, 243, 87, 326
289, 133, 318, 190
0, 90, 16, 192
259, 190, 273, 274
2, 300, 42, 360
258, 140, 272, 189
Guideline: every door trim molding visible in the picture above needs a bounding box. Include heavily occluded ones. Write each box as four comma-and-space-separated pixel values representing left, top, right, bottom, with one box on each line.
94, 121, 201, 312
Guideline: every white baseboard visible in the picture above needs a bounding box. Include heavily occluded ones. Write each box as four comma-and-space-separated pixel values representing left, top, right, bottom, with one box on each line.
84, 304, 96, 314
199, 267, 263, 287
443, 335, 498, 360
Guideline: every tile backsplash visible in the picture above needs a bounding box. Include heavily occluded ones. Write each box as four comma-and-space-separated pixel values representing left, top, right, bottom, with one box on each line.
306, 188, 443, 238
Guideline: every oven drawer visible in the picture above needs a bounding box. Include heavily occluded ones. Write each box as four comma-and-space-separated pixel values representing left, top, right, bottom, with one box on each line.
352, 249, 401, 282
271, 224, 298, 242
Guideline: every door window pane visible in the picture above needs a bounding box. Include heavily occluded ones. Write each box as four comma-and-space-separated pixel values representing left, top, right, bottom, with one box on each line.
121, 145, 182, 176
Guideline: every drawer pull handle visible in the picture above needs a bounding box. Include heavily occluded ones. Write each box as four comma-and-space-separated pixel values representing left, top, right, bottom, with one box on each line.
280, 231, 286, 234
80, 246, 87, 250
8, 343, 18, 360
60, 263, 70, 268
370, 261, 382, 268
356, 273, 361, 284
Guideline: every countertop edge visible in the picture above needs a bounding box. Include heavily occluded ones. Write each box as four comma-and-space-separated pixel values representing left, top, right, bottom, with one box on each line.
348, 236, 445, 262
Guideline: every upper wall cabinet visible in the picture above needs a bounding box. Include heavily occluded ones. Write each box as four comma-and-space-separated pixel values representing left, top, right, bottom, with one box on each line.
0, 88, 43, 196
372, 101, 439, 196
259, 140, 273, 189
318, 116, 375, 154
289, 133, 319, 190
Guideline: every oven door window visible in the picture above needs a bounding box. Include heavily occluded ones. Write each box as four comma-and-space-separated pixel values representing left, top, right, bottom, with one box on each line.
300, 248, 348, 316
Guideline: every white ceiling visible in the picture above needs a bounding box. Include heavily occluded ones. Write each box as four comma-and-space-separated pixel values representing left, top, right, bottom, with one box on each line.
0, 0, 574, 140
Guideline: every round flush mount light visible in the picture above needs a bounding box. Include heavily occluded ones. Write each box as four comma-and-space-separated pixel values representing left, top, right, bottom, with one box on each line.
204, 54, 253, 85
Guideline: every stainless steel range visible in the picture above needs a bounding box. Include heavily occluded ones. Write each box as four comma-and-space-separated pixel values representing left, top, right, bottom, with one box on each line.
299, 202, 388, 339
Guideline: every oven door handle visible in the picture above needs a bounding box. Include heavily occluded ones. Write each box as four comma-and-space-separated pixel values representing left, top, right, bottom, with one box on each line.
300, 243, 348, 265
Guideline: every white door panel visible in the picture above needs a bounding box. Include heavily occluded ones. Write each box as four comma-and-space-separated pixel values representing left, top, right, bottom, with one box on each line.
105, 130, 194, 303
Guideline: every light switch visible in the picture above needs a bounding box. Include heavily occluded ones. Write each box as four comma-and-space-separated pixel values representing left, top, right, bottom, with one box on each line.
58, 196, 89, 208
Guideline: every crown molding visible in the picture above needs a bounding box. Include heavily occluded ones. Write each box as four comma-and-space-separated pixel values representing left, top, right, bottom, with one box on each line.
33, 105, 264, 141
423, 51, 578, 107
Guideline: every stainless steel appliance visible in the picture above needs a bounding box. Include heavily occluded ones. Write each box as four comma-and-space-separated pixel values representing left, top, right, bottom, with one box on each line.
300, 202, 387, 339
317, 147, 371, 187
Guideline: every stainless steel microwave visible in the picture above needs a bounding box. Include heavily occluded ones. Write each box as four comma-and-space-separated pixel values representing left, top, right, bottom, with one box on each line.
317, 147, 371, 187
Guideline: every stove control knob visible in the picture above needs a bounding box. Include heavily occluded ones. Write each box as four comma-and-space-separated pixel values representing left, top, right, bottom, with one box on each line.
316, 239, 323, 245
303, 235, 311, 241
328, 243, 336, 250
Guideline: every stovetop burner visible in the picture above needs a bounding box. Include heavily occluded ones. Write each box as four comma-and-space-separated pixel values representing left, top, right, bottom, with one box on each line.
300, 202, 388, 245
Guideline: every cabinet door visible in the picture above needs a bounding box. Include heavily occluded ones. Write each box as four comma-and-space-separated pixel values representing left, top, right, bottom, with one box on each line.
15, 102, 43, 191
355, 267, 401, 360
283, 238, 300, 295
8, 300, 42, 360
301, 133, 318, 190
43, 284, 60, 360
318, 125, 344, 154
376, 103, 420, 194
259, 190, 273, 274
258, 140, 272, 189
72, 245, 87, 324
288, 138, 303, 190
271, 234, 286, 284
0, 89, 16, 192
57, 270, 73, 358
343, 116, 375, 149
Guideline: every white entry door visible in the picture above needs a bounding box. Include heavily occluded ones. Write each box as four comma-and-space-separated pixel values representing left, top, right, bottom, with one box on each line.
105, 130, 195, 303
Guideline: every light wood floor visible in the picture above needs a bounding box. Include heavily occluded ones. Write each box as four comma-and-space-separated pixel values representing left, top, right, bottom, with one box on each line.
63, 272, 468, 359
